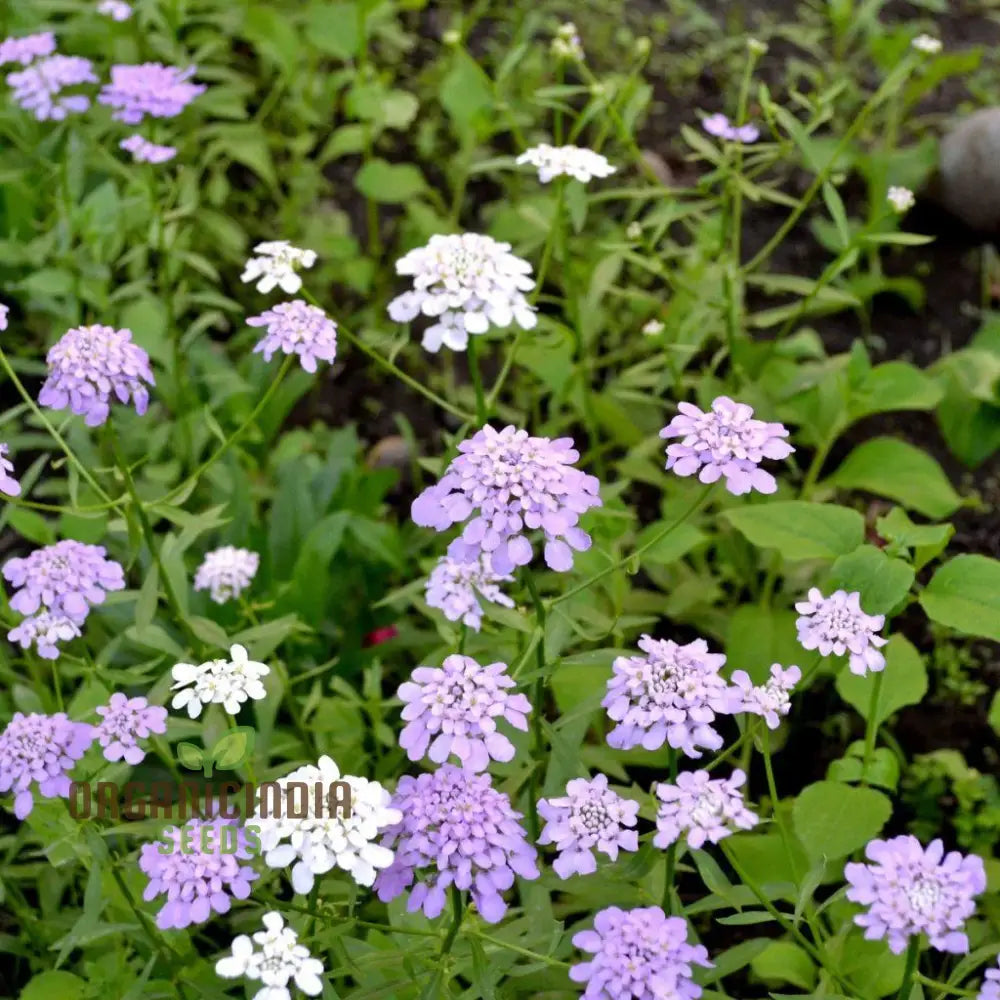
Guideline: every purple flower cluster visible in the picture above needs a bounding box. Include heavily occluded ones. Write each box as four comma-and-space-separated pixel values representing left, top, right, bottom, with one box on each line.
374, 764, 539, 923
731, 663, 801, 729
653, 769, 758, 849
0, 32, 56, 67
8, 611, 82, 660
397, 655, 531, 772
0, 712, 94, 819
660, 396, 793, 496
412, 424, 602, 574
7, 54, 96, 121
120, 134, 176, 164
702, 113, 760, 143
39, 324, 155, 426
603, 635, 737, 756
99, 63, 205, 123
795, 588, 888, 676
570, 905, 711, 1000
247, 300, 338, 373
424, 553, 514, 631
139, 817, 259, 929
538, 774, 640, 879
845, 836, 985, 955
979, 962, 1000, 1000
0, 443, 21, 497
95, 694, 167, 765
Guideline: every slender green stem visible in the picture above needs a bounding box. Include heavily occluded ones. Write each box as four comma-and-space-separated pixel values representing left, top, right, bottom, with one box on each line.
861, 670, 885, 785
532, 182, 565, 303
466, 335, 488, 425
524, 570, 547, 840
662, 748, 679, 912
551, 484, 716, 607
468, 929, 572, 968
897, 938, 920, 1000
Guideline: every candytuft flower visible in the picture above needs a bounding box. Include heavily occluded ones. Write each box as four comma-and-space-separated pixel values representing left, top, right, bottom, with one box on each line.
8, 611, 82, 660
7, 55, 96, 121
0, 443, 21, 497
912, 34, 942, 54
0, 32, 56, 67
845, 835, 986, 955
375, 764, 539, 923
0, 302, 7, 330
3, 539, 126, 620
39, 324, 155, 426
731, 663, 801, 729
255, 755, 401, 894
977, 961, 1000, 1000
538, 774, 640, 878
139, 816, 258, 929
95, 694, 167, 765
247, 300, 337, 373
795, 588, 887, 676
397, 654, 531, 772
653, 769, 758, 849
551, 22, 583, 61
516, 144, 615, 184
97, 0, 133, 19
100, 63, 205, 123
194, 546, 259, 604
241, 241, 317, 295
603, 635, 738, 757
660, 396, 794, 495
120, 134, 176, 163
570, 905, 712, 1000
171, 644, 270, 718
702, 112, 760, 143
216, 911, 325, 998
387, 233, 536, 352
412, 424, 602, 574
0, 712, 94, 819
887, 186, 915, 213
425, 552, 514, 630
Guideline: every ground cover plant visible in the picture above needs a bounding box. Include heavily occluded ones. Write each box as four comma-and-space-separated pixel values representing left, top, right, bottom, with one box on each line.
2, 0, 1000, 998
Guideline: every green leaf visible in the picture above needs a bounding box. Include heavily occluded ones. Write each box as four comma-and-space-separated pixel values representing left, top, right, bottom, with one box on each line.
308, 2, 360, 60
6, 506, 56, 545
723, 502, 864, 560
751, 941, 816, 990
439, 51, 495, 142
208, 124, 276, 187
835, 634, 927, 727
725, 607, 803, 685
792, 781, 892, 862
920, 554, 1000, 641
211, 726, 255, 769
825, 545, 915, 615
848, 360, 942, 421
355, 159, 426, 203
21, 971, 88, 1000
826, 437, 962, 518
989, 691, 1000, 738
875, 507, 953, 569
177, 742, 204, 771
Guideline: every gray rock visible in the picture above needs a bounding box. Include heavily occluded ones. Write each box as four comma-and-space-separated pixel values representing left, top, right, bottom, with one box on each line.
939, 108, 1000, 233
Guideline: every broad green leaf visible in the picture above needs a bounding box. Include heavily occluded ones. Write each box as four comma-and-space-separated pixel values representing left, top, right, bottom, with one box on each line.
751, 941, 816, 990
7, 507, 55, 545
832, 931, 906, 997
725, 833, 807, 898
212, 727, 255, 769
177, 742, 204, 771
826, 545, 915, 614
875, 507, 953, 569
308, 2, 360, 59
21, 971, 87, 1000
725, 606, 802, 685
355, 159, 426, 203
835, 634, 927, 727
826, 437, 962, 518
439, 51, 495, 142
792, 781, 891, 862
848, 360, 943, 421
920, 554, 1000, 641
723, 502, 864, 560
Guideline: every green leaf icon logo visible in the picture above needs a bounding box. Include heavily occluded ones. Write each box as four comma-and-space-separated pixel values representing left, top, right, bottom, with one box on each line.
211, 727, 255, 771
177, 742, 205, 773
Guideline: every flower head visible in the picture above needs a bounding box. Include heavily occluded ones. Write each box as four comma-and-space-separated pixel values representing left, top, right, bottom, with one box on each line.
795, 588, 887, 676
7, 611, 82, 660
375, 764, 539, 923
7, 55, 96, 121
387, 233, 536, 352
538, 774, 640, 878
241, 241, 317, 295
397, 654, 531, 772
97, 0, 133, 20
977, 961, 1000, 1000
0, 443, 21, 497
216, 911, 325, 999
120, 134, 176, 163
913, 34, 942, 54
247, 300, 337, 373
570, 905, 712, 1000
887, 186, 915, 213
642, 318, 664, 336
95, 694, 167, 765
99, 63, 204, 123
516, 144, 615, 184
412, 424, 602, 574
139, 816, 258, 929
654, 769, 758, 849
171, 644, 270, 718
0, 712, 94, 819
845, 835, 986, 955
702, 113, 759, 143
660, 396, 793, 495
194, 546, 259, 604
39, 324, 155, 426
0, 302, 7, 330
255, 755, 401, 894
3, 539, 126, 620
425, 553, 514, 630
603, 635, 738, 757
0, 32, 56, 67
731, 663, 801, 729
552, 22, 583, 61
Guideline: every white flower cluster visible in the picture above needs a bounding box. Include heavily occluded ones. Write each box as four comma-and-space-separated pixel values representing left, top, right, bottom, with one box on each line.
255, 755, 401, 894
241, 241, 317, 295
516, 144, 615, 184
387, 232, 537, 352
216, 911, 324, 1000
912, 34, 942, 54
194, 546, 260, 604
552, 22, 583, 61
171, 644, 270, 718
887, 186, 915, 213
